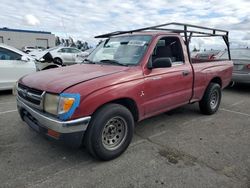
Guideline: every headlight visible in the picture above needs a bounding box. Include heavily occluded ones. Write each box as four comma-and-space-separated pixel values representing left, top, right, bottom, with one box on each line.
44, 93, 80, 120
44, 93, 60, 115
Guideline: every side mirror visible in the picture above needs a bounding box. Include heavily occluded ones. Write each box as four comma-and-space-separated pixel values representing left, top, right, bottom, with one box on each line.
21, 55, 29, 61
148, 57, 172, 69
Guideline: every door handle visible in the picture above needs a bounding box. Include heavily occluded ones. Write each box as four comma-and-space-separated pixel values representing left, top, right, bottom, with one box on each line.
182, 70, 190, 76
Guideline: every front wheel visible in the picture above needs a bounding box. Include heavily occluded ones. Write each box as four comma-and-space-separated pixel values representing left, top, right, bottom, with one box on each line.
84, 104, 134, 160
199, 83, 221, 115
53, 58, 63, 65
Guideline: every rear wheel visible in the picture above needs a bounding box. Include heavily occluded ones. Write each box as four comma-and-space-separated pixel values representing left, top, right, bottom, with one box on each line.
199, 83, 221, 115
84, 103, 134, 160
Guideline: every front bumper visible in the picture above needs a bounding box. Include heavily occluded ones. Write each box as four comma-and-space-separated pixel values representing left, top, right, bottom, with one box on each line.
17, 96, 91, 147
232, 72, 250, 84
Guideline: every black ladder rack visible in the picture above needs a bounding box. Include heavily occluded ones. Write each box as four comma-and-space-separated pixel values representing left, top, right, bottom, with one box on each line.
95, 22, 231, 60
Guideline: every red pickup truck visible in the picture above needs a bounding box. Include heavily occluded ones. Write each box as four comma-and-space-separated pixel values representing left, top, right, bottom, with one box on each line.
16, 23, 233, 160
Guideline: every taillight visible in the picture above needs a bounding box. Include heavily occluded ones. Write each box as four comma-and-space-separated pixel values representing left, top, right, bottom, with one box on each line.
247, 64, 250, 69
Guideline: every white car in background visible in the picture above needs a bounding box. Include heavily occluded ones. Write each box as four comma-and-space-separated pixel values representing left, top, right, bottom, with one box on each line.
0, 44, 60, 90
0, 44, 36, 90
46, 47, 88, 65
22, 46, 45, 53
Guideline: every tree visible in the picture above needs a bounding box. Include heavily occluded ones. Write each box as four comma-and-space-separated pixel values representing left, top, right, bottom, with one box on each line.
83, 42, 88, 50
57, 37, 91, 49
61, 38, 65, 46
55, 36, 61, 46
76, 40, 82, 49
69, 37, 75, 47
65, 39, 69, 47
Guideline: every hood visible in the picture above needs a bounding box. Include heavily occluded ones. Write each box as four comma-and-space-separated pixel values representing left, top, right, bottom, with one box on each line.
20, 64, 129, 93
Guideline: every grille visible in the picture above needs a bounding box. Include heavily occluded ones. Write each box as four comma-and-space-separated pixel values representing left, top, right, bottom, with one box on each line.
17, 83, 44, 107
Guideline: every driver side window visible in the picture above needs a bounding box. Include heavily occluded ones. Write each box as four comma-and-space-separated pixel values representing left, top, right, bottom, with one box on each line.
152, 37, 184, 66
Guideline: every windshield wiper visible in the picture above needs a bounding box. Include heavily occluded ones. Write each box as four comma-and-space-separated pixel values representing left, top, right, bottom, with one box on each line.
82, 59, 96, 64
99, 59, 127, 66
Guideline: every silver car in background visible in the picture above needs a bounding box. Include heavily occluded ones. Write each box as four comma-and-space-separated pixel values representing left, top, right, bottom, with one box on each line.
38, 47, 88, 65
221, 48, 250, 84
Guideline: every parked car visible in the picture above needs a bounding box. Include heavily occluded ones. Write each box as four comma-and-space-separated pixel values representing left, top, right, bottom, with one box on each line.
22, 46, 45, 54
16, 23, 233, 160
0, 44, 36, 90
36, 47, 88, 65
220, 48, 250, 84
0, 44, 60, 91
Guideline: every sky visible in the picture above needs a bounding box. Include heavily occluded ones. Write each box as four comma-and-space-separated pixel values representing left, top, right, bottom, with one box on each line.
1, 0, 250, 48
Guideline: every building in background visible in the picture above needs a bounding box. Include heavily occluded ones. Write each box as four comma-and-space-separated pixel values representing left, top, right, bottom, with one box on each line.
0, 27, 55, 50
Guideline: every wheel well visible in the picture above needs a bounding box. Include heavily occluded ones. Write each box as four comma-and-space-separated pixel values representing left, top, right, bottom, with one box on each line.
210, 77, 222, 86
104, 98, 139, 122
42, 65, 59, 70
53, 57, 63, 65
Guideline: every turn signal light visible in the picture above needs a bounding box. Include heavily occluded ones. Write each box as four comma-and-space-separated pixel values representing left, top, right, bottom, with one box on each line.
63, 98, 75, 112
47, 129, 60, 139
246, 64, 250, 69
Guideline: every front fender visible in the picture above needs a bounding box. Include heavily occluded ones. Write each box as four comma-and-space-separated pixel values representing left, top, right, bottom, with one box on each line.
68, 79, 145, 120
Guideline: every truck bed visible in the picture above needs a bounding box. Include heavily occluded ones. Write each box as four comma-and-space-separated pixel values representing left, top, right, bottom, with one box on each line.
191, 60, 233, 102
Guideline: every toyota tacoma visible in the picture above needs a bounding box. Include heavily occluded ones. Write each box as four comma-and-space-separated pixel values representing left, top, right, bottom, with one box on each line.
16, 23, 233, 160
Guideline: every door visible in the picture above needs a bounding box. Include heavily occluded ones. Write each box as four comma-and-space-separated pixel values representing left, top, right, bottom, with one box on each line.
0, 36, 3, 43
68, 48, 83, 63
142, 36, 193, 117
57, 48, 74, 64
0, 47, 36, 90
36, 38, 48, 48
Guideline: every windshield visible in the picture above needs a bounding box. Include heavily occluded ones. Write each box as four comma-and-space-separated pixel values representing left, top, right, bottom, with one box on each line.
87, 35, 152, 66
220, 49, 250, 60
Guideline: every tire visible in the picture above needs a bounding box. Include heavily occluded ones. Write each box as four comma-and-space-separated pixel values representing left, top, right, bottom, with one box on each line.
84, 103, 134, 161
53, 58, 63, 65
199, 83, 221, 115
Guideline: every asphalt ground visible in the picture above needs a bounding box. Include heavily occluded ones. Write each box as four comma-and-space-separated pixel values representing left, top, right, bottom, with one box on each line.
0, 84, 249, 188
